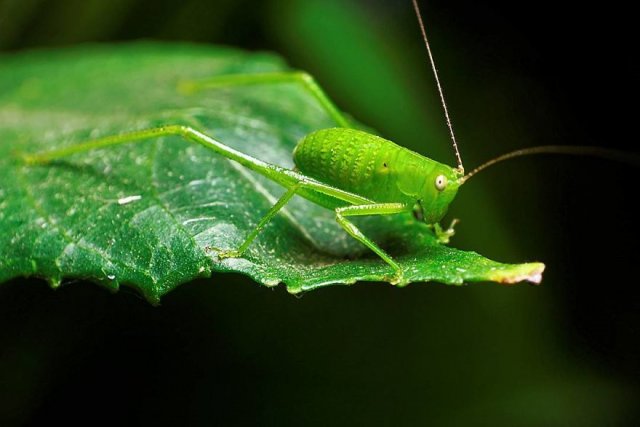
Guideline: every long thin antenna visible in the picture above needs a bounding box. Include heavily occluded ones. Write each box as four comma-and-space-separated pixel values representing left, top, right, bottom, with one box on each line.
412, 0, 463, 173
460, 145, 640, 183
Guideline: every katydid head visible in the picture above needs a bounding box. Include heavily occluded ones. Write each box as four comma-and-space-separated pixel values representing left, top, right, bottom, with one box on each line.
413, 163, 464, 224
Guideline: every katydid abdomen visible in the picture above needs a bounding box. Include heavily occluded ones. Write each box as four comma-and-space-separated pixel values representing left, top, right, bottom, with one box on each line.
294, 128, 396, 201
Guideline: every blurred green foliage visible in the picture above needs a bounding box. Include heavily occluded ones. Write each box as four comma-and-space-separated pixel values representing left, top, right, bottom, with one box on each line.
1, 0, 638, 425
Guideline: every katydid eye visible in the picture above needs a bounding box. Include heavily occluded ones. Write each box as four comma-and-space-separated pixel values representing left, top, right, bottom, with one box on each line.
435, 174, 448, 191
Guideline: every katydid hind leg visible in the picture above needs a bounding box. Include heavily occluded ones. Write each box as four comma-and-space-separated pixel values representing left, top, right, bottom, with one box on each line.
22, 125, 304, 189
23, 125, 370, 207
179, 71, 351, 128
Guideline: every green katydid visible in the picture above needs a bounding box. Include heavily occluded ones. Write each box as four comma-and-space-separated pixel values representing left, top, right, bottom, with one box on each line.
21, 0, 616, 286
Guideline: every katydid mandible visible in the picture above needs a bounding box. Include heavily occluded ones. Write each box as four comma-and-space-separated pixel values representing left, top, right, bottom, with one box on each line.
23, 1, 573, 285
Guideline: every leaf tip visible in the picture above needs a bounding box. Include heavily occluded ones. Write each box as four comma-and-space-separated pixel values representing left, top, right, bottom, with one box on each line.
489, 262, 545, 285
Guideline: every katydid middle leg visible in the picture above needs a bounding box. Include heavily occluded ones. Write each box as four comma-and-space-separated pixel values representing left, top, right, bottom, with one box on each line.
213, 184, 301, 259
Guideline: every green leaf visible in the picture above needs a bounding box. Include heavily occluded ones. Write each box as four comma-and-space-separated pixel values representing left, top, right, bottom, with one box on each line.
0, 43, 544, 303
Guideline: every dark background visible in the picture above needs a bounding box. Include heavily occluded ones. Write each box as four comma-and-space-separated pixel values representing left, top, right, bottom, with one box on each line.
1, 0, 638, 425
